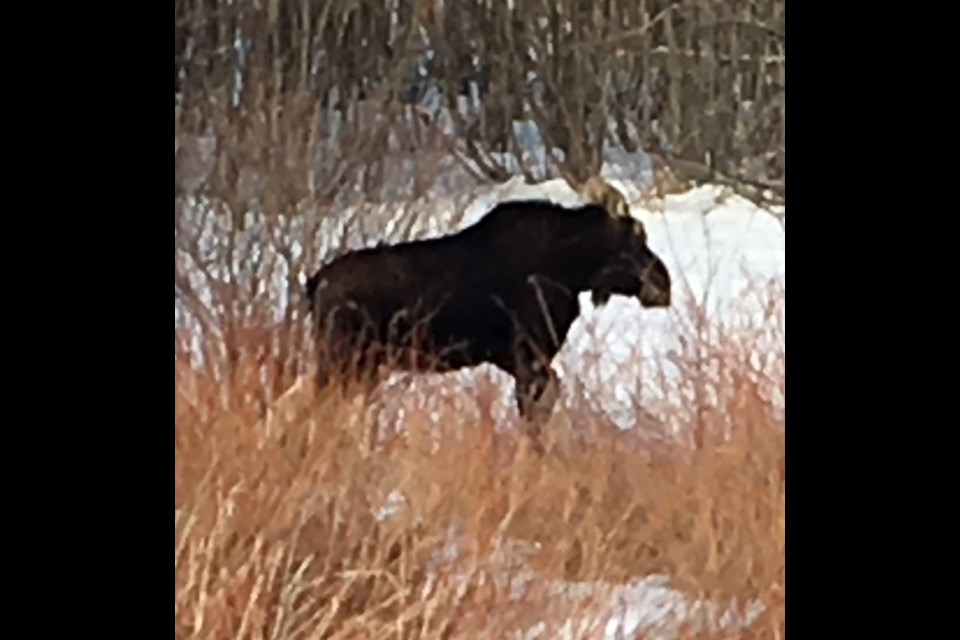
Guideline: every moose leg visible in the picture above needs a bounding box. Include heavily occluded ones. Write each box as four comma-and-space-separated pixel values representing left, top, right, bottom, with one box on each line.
315, 335, 388, 453
314, 318, 380, 396
514, 359, 561, 455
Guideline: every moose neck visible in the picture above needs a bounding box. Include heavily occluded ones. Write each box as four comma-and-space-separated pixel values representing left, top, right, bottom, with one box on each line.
548, 222, 626, 295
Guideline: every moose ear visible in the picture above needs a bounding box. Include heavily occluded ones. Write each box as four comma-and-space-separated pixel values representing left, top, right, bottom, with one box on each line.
578, 176, 632, 220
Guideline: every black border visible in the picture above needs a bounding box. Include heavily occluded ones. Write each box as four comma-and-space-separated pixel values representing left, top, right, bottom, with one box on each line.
31, 2, 934, 636
25, 3, 167, 632
785, 4, 934, 636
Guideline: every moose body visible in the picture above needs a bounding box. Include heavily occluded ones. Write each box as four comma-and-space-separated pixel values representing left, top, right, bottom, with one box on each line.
304, 181, 672, 452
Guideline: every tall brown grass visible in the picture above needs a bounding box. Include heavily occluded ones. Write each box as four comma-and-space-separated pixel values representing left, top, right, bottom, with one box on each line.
175, 282, 784, 639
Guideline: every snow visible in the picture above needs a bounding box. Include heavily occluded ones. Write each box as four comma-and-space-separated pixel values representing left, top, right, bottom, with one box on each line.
548, 575, 765, 640
387, 516, 768, 639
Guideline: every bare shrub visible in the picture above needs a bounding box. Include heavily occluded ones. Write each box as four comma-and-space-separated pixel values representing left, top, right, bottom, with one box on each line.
177, 1, 785, 211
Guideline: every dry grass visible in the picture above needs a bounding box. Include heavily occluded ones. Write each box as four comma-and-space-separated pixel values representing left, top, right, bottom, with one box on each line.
175, 289, 785, 640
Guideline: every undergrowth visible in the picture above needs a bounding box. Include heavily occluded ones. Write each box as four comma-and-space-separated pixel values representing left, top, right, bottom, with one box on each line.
175, 287, 785, 640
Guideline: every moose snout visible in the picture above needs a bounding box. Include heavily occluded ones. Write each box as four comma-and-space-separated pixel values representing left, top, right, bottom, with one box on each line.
638, 255, 672, 308
641, 286, 670, 307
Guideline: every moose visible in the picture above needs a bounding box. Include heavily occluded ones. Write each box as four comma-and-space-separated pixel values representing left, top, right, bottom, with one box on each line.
302, 177, 672, 454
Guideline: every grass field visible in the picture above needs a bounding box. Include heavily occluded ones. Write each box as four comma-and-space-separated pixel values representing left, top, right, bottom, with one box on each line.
174, 266, 785, 638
